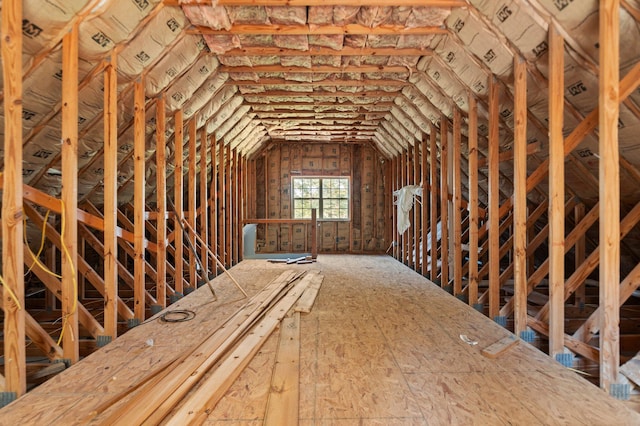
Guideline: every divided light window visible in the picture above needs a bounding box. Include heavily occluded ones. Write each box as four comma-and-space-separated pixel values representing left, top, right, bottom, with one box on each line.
292, 177, 349, 220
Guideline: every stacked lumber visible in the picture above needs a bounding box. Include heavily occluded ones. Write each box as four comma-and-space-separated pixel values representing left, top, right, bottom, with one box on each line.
86, 269, 323, 425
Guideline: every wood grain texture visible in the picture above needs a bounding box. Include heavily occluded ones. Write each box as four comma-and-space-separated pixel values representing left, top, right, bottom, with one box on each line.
429, 126, 438, 281
452, 108, 462, 295
488, 77, 500, 318
599, 0, 621, 390
188, 119, 198, 285
263, 312, 301, 426
548, 23, 565, 357
61, 25, 80, 362
2, 257, 639, 424
1, 0, 26, 396
513, 55, 528, 336
439, 118, 449, 287
156, 95, 167, 309
133, 79, 146, 321
174, 110, 184, 293
467, 96, 479, 306
103, 52, 119, 337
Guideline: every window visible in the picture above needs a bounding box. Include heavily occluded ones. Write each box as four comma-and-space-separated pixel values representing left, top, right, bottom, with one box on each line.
292, 177, 349, 220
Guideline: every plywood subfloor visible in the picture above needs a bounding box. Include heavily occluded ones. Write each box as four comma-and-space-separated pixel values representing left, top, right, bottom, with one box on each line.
1, 255, 638, 425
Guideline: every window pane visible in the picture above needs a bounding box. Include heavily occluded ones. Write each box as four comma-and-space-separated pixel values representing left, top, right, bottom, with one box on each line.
293, 177, 348, 220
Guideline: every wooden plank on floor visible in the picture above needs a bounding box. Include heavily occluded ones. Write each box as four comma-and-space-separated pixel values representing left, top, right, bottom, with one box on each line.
263, 312, 301, 426
481, 335, 519, 359
294, 274, 324, 313
164, 273, 317, 425
95, 270, 302, 425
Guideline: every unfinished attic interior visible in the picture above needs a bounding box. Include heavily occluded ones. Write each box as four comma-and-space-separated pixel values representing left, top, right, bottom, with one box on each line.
2, 0, 640, 423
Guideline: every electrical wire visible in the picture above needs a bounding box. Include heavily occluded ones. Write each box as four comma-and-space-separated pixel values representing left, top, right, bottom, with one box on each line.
24, 208, 61, 278
56, 200, 78, 346
0, 274, 23, 310
159, 309, 196, 323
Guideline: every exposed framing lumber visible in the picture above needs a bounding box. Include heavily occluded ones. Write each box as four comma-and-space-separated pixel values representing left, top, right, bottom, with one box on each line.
234, 149, 242, 264
477, 142, 541, 167
421, 133, 429, 277
401, 149, 407, 263
200, 127, 209, 278
513, 55, 528, 336
574, 204, 587, 307
227, 78, 408, 87
188, 119, 198, 286
468, 95, 479, 306
548, 23, 565, 357
0, 286, 62, 361
452, 108, 462, 295
78, 224, 152, 306
599, 0, 621, 390
133, 79, 146, 321
235, 90, 398, 98
210, 134, 218, 276
23, 204, 135, 322
170, 0, 466, 6
1, 0, 26, 396
156, 96, 167, 309
218, 137, 226, 267
61, 24, 80, 363
440, 118, 449, 287
226, 145, 233, 267
221, 46, 431, 56
21, 242, 104, 339
191, 24, 448, 36
174, 110, 184, 294
525, 60, 640, 194
574, 262, 640, 344
103, 51, 118, 338
488, 77, 501, 319
429, 125, 438, 281
413, 140, 421, 271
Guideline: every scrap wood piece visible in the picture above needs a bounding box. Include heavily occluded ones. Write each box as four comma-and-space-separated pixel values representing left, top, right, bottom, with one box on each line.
263, 312, 301, 426
621, 352, 640, 387
481, 335, 519, 359
294, 274, 324, 313
163, 272, 317, 426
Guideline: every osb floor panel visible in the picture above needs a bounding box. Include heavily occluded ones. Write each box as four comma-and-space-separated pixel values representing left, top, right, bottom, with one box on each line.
2, 255, 639, 425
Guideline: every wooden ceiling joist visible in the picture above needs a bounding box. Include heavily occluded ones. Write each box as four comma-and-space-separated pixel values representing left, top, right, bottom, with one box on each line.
221, 65, 413, 74
244, 100, 394, 107
169, 0, 465, 6
191, 24, 448, 36
227, 78, 408, 87
244, 90, 400, 98
219, 46, 431, 57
